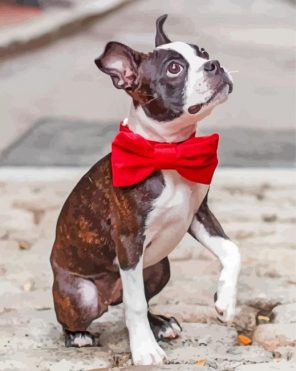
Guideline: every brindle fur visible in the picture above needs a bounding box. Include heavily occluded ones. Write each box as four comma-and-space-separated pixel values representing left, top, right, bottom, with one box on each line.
51, 155, 224, 334
51, 15, 231, 346
50, 155, 173, 333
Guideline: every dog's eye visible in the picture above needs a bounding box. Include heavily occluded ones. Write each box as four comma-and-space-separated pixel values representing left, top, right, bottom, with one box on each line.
167, 62, 183, 77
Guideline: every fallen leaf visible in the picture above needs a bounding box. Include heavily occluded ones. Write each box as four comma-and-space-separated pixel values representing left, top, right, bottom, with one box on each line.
195, 359, 206, 366
237, 334, 252, 346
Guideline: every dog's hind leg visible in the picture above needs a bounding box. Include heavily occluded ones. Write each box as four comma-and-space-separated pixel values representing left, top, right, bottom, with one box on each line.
52, 267, 111, 347
189, 196, 241, 322
144, 257, 182, 340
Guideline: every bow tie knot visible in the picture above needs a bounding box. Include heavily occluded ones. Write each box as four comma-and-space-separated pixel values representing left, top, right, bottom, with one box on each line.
111, 123, 219, 187
153, 143, 178, 170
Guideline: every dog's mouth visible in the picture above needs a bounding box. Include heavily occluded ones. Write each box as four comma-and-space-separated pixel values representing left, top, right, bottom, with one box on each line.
188, 81, 233, 115
188, 103, 203, 115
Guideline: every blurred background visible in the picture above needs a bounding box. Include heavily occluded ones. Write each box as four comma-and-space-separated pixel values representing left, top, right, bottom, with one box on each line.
0, 0, 295, 166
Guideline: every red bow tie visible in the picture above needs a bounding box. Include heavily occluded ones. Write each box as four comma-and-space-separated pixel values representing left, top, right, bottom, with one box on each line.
111, 123, 219, 187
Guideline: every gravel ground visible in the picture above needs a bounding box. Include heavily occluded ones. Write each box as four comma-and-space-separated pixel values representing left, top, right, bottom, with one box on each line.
0, 168, 295, 370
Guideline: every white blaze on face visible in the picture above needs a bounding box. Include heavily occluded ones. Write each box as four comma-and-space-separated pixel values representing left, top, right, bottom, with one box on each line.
157, 42, 209, 108
157, 41, 229, 115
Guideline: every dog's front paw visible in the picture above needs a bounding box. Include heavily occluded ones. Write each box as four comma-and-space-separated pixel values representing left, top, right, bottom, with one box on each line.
64, 330, 95, 347
214, 288, 236, 323
131, 339, 167, 365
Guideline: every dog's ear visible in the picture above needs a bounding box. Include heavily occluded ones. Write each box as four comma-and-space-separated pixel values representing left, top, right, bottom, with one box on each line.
155, 14, 171, 47
95, 42, 142, 90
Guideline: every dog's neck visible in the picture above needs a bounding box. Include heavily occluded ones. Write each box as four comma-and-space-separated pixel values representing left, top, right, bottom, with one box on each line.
127, 104, 199, 143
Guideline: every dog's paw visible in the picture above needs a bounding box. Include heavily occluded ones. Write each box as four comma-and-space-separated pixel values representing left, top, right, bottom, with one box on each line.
64, 330, 95, 347
157, 317, 182, 340
132, 339, 167, 365
214, 289, 236, 323
148, 312, 182, 341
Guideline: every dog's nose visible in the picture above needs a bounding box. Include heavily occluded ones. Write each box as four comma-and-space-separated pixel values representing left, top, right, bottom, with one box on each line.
203, 60, 221, 75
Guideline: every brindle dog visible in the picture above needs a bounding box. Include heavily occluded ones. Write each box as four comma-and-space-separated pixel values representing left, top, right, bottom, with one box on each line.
50, 15, 240, 365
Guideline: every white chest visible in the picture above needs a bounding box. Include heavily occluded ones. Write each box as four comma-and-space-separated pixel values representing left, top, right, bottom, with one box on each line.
143, 170, 209, 268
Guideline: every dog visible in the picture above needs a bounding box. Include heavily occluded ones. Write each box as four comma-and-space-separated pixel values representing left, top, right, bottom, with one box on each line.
50, 14, 241, 366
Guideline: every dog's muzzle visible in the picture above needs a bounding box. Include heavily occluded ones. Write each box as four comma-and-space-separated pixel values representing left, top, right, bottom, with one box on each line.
188, 61, 233, 114
203, 60, 233, 93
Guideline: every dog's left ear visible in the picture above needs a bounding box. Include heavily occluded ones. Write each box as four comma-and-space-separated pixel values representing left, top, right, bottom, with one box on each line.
95, 42, 142, 90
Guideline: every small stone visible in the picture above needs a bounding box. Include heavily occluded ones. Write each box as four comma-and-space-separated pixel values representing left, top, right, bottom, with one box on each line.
23, 278, 35, 292
18, 241, 31, 250
257, 315, 271, 323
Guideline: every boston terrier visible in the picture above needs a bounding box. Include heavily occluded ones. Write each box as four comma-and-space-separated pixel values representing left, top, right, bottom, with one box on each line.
50, 15, 241, 366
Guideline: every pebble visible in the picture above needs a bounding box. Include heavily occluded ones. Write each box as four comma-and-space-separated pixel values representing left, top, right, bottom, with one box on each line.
23, 278, 35, 292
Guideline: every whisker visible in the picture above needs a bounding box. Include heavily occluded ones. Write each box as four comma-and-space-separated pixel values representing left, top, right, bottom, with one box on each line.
228, 70, 239, 74
142, 96, 161, 107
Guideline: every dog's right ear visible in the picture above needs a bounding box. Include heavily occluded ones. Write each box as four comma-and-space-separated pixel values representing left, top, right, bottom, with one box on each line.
95, 42, 142, 90
155, 14, 171, 47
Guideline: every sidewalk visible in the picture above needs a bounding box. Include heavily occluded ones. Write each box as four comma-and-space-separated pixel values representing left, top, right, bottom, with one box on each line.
0, 0, 294, 156
0, 168, 295, 370
0, 0, 131, 57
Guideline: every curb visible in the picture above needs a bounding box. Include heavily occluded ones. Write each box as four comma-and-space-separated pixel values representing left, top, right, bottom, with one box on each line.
0, 0, 131, 58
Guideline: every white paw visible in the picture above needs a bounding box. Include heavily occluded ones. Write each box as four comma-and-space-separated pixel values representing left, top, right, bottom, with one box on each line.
215, 285, 237, 323
131, 338, 167, 365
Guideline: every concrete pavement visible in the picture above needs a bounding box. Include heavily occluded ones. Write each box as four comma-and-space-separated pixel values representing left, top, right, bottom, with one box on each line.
0, 168, 295, 370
